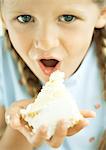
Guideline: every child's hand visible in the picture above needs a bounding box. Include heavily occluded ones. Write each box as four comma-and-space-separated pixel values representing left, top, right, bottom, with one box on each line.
5, 100, 96, 148
47, 110, 96, 148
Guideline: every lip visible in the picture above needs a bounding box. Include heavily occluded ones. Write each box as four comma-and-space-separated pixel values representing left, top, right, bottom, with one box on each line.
37, 57, 61, 76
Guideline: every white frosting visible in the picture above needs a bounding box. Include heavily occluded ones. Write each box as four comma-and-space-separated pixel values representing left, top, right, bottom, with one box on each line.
20, 70, 83, 139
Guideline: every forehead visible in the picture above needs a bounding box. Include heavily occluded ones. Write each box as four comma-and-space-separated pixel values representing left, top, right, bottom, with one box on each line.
3, 0, 94, 6
3, 0, 97, 12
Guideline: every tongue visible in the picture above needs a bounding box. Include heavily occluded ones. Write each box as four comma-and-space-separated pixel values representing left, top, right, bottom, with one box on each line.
40, 59, 59, 67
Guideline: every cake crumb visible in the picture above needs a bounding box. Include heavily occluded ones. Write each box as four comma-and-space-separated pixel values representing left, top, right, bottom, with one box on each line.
89, 137, 95, 143
94, 103, 101, 109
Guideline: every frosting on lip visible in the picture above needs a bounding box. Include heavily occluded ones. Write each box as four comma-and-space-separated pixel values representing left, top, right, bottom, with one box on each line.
20, 70, 84, 139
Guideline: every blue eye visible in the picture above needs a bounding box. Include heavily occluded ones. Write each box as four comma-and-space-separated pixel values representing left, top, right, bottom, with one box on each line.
58, 15, 76, 23
17, 15, 34, 23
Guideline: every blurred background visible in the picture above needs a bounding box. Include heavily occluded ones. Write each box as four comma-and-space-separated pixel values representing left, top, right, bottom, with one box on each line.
0, 19, 3, 36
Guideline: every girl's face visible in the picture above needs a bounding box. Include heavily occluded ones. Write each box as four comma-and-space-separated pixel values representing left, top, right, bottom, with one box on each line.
2, 0, 106, 82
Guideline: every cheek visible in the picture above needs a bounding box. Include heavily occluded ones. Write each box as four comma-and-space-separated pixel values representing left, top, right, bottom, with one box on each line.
61, 26, 94, 56
7, 28, 33, 56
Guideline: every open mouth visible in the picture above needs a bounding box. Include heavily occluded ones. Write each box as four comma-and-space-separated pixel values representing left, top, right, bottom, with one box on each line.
40, 59, 59, 67
39, 59, 60, 75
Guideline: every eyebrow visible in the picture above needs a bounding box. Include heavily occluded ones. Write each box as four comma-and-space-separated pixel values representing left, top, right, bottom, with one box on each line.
57, 7, 86, 16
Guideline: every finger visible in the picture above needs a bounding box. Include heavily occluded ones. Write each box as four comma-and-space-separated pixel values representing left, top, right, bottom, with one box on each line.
31, 126, 47, 147
15, 99, 35, 109
67, 119, 89, 136
16, 123, 47, 147
80, 110, 96, 118
5, 99, 34, 117
5, 100, 34, 127
47, 120, 67, 148
5, 113, 21, 129
17, 124, 33, 142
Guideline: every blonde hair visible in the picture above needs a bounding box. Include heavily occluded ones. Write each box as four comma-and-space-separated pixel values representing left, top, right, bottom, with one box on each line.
0, 0, 106, 149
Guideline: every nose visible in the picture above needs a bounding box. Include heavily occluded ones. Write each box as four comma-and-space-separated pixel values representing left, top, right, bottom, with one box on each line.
34, 24, 59, 51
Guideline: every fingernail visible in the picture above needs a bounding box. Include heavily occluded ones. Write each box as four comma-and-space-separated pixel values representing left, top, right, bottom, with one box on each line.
91, 111, 96, 117
85, 120, 89, 126
61, 119, 69, 129
6, 115, 11, 124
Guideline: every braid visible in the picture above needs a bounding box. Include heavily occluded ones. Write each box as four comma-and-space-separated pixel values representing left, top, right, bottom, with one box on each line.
94, 26, 106, 100
13, 51, 42, 97
16, 55, 41, 97
94, 26, 106, 150
4, 30, 42, 98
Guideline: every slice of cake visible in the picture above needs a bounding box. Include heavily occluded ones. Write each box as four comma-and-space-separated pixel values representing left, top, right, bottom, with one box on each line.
20, 70, 83, 139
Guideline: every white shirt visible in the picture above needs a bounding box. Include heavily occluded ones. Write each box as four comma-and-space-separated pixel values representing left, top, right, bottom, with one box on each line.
0, 37, 106, 150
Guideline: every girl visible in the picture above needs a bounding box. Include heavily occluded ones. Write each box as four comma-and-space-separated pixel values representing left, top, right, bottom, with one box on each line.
0, 0, 106, 149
